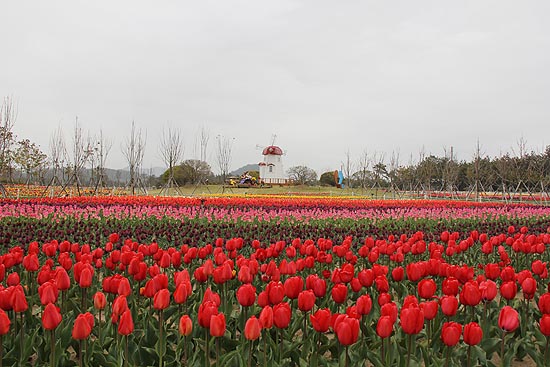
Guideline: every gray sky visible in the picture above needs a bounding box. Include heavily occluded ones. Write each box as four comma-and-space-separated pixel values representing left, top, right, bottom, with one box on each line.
2, 1, 550, 175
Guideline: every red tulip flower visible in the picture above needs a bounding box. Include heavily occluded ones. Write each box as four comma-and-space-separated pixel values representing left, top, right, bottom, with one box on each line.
400, 304, 424, 335
179, 315, 193, 336
72, 313, 94, 340
463, 322, 483, 345
498, 306, 519, 332
310, 308, 331, 333
42, 303, 62, 330
273, 302, 291, 329
420, 300, 438, 321
539, 293, 550, 314
259, 306, 273, 329
442, 277, 459, 296
499, 281, 517, 301
236, 284, 256, 308
380, 302, 398, 324
376, 316, 393, 338
521, 277, 537, 300
284, 276, 303, 300
297, 290, 316, 312
540, 314, 550, 336
333, 315, 360, 346
441, 322, 462, 346
153, 289, 170, 310
93, 291, 107, 310
0, 309, 10, 335
479, 280, 497, 302
356, 294, 373, 316
198, 301, 219, 328
440, 295, 459, 317
210, 313, 226, 337
418, 279, 437, 299
244, 316, 261, 341
331, 284, 348, 304
118, 309, 134, 335
11, 288, 28, 313
460, 281, 481, 307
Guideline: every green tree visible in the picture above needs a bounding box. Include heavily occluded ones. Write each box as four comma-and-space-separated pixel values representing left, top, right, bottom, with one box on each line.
319, 171, 337, 186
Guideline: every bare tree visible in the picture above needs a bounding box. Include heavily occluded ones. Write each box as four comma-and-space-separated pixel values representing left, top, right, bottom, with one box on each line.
216, 135, 234, 183
62, 118, 93, 196
194, 125, 210, 163
43, 125, 67, 196
388, 149, 401, 198
92, 129, 113, 194
0, 96, 17, 189
341, 149, 354, 188
356, 149, 371, 190
159, 125, 184, 195
122, 121, 147, 195
12, 139, 48, 186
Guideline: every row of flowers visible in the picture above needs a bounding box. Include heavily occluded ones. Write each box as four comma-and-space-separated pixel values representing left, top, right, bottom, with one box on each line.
1, 225, 550, 366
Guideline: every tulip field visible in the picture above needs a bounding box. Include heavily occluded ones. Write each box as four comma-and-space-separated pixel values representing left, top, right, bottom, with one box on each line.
1, 196, 550, 366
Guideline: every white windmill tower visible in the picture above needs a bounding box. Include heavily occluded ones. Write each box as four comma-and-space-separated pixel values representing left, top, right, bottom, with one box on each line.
258, 135, 287, 184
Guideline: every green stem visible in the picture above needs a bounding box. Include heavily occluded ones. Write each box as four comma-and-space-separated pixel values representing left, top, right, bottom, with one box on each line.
19, 312, 23, 363
125, 335, 129, 367
216, 337, 220, 367
50, 329, 55, 367
159, 310, 164, 367
501, 330, 505, 367
1, 334, 3, 367
79, 339, 83, 367
445, 346, 450, 367
406, 334, 412, 367
263, 332, 267, 367
205, 329, 209, 367
345, 346, 349, 367
248, 340, 253, 367
467, 345, 471, 367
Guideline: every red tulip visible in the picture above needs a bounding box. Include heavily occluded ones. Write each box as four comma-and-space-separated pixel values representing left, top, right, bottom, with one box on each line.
11, 288, 28, 313
499, 281, 517, 301
400, 304, 424, 335
539, 293, 550, 314
380, 302, 398, 324
112, 295, 129, 317
210, 313, 226, 337
72, 313, 94, 340
420, 300, 438, 321
55, 268, 71, 291
356, 294, 373, 316
442, 277, 459, 296
310, 308, 331, 333
376, 316, 393, 338
179, 315, 193, 336
460, 281, 481, 307
198, 301, 219, 328
521, 277, 537, 299
244, 316, 261, 340
118, 309, 134, 335
153, 289, 170, 310
259, 306, 273, 329
38, 282, 59, 305
42, 303, 62, 330
306, 275, 327, 298
440, 296, 459, 317
331, 284, 348, 304
441, 322, 462, 346
7, 273, 20, 286
284, 276, 303, 300
498, 306, 519, 332
479, 280, 497, 302
273, 302, 291, 329
418, 279, 437, 299
540, 314, 550, 336
334, 314, 360, 346
79, 267, 93, 288
297, 290, 316, 312
267, 282, 285, 305
93, 291, 107, 310
391, 267, 404, 281
463, 322, 483, 345
0, 309, 10, 335
174, 282, 190, 304
236, 284, 256, 308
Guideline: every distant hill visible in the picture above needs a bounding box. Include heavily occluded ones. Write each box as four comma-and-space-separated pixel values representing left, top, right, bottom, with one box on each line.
230, 164, 259, 176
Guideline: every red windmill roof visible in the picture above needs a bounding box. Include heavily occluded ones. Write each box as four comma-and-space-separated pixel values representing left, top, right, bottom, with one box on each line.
262, 145, 283, 155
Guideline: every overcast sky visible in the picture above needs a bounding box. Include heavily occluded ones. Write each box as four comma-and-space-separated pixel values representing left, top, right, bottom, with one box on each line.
2, 1, 550, 175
